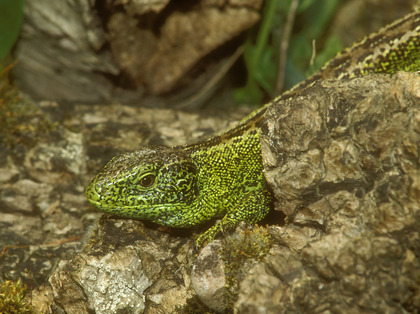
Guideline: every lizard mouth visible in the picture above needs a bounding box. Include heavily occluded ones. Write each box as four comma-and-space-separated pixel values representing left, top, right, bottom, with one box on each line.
86, 197, 122, 212
86, 198, 101, 208
85, 183, 104, 209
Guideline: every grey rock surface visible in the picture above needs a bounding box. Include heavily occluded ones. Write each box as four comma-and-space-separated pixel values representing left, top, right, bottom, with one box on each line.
1, 73, 419, 313
245, 72, 420, 313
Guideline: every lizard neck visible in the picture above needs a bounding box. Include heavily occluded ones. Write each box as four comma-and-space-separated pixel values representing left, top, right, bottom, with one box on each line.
181, 107, 265, 154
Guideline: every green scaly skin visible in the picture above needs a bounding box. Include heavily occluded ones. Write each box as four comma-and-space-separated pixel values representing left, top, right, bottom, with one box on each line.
86, 11, 420, 248
86, 122, 270, 248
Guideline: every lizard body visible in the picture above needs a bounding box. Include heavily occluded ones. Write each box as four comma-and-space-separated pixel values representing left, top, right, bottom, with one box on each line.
86, 11, 420, 247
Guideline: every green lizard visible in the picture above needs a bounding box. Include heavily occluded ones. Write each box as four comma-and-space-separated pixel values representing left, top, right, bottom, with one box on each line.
86, 11, 420, 248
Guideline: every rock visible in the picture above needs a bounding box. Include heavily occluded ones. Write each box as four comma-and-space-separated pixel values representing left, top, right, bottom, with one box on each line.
191, 240, 227, 311
107, 0, 263, 94
13, 0, 117, 102
12, 0, 262, 102
49, 217, 195, 313
234, 72, 420, 312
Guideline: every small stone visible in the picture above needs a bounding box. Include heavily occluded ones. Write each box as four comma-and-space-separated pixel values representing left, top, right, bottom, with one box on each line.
191, 240, 227, 312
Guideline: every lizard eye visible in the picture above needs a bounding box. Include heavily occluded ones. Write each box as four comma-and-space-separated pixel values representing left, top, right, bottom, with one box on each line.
139, 174, 155, 187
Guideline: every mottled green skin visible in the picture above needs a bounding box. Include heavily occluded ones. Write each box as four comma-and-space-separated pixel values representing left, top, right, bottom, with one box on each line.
86, 126, 272, 247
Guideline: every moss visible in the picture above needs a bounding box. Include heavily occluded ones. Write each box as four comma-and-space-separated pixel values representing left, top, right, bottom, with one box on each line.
0, 65, 57, 149
180, 296, 218, 314
220, 225, 272, 310
0, 279, 33, 313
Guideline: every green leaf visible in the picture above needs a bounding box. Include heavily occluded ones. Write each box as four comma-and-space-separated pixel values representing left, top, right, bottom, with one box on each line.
254, 47, 277, 94
297, 0, 317, 13
0, 0, 24, 60
299, 0, 341, 39
235, 0, 343, 105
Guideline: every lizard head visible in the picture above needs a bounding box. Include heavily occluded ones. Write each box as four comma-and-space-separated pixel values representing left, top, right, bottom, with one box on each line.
85, 146, 198, 226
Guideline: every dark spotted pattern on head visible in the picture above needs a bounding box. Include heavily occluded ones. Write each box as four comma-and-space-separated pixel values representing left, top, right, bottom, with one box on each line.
86, 146, 199, 222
